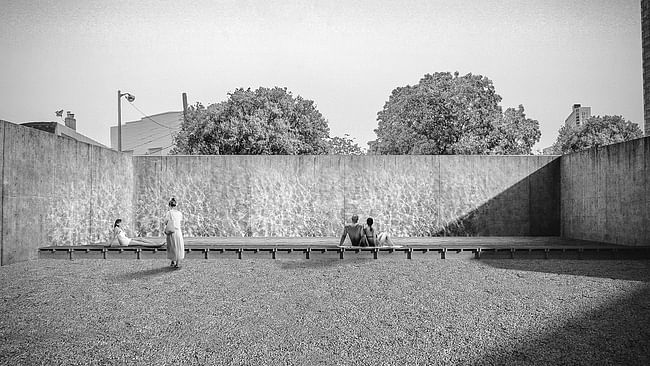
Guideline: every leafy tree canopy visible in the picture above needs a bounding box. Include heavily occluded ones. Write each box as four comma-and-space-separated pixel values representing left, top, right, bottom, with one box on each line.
171, 87, 331, 155
369, 72, 541, 155
489, 105, 542, 155
328, 134, 365, 155
548, 115, 643, 154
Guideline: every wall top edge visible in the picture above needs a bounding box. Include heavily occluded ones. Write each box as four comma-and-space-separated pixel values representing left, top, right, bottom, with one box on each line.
0, 119, 132, 157
133, 154, 560, 158
563, 135, 649, 157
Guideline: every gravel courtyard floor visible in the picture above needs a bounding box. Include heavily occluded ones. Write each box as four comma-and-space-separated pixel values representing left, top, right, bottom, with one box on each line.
1, 257, 649, 365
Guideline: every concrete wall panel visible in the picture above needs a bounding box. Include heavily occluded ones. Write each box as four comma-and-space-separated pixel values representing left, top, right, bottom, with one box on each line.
0, 121, 132, 265
133, 155, 559, 237
561, 136, 649, 246
1, 123, 55, 264
250, 155, 343, 237
343, 155, 440, 236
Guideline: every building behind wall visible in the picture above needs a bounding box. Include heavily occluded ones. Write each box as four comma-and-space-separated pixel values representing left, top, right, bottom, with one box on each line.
110, 111, 182, 155
21, 111, 107, 148
564, 104, 591, 128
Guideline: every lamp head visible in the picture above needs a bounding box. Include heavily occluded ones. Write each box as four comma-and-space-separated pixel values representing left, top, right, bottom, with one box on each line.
125, 93, 135, 102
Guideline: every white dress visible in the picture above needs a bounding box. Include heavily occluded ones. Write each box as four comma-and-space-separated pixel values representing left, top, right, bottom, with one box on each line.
113, 227, 131, 246
164, 209, 185, 261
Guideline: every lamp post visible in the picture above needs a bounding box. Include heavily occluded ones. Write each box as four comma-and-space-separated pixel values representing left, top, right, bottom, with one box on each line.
117, 90, 135, 152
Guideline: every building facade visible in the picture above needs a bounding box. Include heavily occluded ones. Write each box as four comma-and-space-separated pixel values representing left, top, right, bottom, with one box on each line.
564, 104, 591, 128
110, 111, 182, 155
21, 112, 107, 148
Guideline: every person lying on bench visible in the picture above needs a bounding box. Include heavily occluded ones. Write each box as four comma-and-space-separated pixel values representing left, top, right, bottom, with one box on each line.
339, 214, 367, 247
106, 219, 163, 247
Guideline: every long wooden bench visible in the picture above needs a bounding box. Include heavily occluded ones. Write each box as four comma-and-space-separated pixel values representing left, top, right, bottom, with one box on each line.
38, 237, 650, 261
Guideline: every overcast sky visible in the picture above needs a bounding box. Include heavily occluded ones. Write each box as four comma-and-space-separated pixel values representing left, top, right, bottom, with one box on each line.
0, 0, 643, 151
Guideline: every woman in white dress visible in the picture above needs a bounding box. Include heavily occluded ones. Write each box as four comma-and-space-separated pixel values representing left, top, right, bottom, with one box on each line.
163, 197, 185, 268
107, 219, 163, 247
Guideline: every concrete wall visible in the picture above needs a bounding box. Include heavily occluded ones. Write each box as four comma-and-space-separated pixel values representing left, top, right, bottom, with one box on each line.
6, 117, 650, 265
133, 155, 560, 237
561, 136, 649, 245
0, 120, 133, 265
641, 0, 650, 136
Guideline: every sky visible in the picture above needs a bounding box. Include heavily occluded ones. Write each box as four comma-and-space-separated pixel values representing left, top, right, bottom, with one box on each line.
0, 0, 644, 151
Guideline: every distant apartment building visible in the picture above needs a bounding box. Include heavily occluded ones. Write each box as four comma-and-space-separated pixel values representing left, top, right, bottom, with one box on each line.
564, 104, 591, 128
641, 0, 650, 136
21, 111, 107, 148
110, 111, 182, 155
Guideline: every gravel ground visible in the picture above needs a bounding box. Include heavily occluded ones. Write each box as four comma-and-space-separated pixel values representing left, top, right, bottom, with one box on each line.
0, 257, 649, 366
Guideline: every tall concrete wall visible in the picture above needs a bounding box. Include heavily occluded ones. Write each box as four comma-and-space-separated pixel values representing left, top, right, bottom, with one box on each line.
641, 0, 650, 136
133, 155, 560, 237
560, 136, 649, 245
0, 121, 133, 265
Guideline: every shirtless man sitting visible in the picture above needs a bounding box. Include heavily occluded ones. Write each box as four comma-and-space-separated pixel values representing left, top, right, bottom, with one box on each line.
339, 214, 367, 247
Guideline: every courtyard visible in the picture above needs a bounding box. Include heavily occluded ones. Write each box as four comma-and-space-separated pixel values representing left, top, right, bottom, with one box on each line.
1, 255, 648, 365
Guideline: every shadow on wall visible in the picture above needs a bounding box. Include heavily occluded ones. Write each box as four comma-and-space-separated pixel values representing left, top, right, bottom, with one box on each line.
466, 260, 650, 365
437, 158, 560, 236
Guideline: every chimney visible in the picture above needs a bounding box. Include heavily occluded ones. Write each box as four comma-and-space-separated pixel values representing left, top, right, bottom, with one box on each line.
64, 111, 76, 130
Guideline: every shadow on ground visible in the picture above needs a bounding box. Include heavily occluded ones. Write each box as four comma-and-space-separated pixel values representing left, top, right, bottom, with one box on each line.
112, 265, 177, 282
278, 257, 373, 270
480, 258, 650, 282
469, 283, 650, 365
465, 259, 650, 365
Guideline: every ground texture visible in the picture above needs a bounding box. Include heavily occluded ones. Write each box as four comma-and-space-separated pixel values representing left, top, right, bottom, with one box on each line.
1, 257, 649, 365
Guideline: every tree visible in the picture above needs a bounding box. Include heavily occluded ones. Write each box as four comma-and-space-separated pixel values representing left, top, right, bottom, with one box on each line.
549, 115, 643, 154
488, 105, 541, 155
328, 134, 365, 155
369, 72, 541, 155
171, 87, 331, 155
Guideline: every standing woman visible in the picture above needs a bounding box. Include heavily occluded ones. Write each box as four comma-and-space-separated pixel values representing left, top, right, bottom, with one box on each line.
163, 197, 185, 268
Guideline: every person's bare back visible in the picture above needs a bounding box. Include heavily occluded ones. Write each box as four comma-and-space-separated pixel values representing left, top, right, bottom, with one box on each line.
340, 215, 365, 246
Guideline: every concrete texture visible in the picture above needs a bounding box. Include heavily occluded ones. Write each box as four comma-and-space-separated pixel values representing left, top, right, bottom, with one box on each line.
8, 121, 649, 264
561, 136, 649, 246
643, 0, 650, 136
0, 120, 133, 265
133, 155, 560, 238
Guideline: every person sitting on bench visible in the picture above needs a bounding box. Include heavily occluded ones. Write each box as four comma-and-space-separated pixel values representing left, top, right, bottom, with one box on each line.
339, 214, 367, 247
107, 219, 163, 247
363, 217, 401, 247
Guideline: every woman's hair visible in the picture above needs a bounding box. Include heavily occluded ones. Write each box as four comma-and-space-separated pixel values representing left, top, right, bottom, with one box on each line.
169, 197, 177, 207
113, 219, 122, 228
366, 217, 373, 228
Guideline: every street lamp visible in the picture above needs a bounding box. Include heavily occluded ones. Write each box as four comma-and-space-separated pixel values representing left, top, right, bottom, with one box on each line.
117, 90, 135, 152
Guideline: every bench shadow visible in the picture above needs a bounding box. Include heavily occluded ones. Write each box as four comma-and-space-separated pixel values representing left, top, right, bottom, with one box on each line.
279, 257, 373, 270
112, 265, 176, 282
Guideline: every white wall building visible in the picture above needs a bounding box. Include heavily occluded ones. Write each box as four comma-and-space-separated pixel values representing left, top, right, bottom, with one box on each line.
564, 104, 591, 128
110, 111, 182, 155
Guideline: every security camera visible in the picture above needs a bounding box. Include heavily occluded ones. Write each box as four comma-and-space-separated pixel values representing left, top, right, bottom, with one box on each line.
126, 94, 135, 102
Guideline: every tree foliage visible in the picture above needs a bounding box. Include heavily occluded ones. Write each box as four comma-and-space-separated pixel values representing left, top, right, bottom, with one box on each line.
328, 134, 365, 155
369, 72, 541, 155
171, 87, 331, 155
488, 105, 541, 155
549, 115, 643, 154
